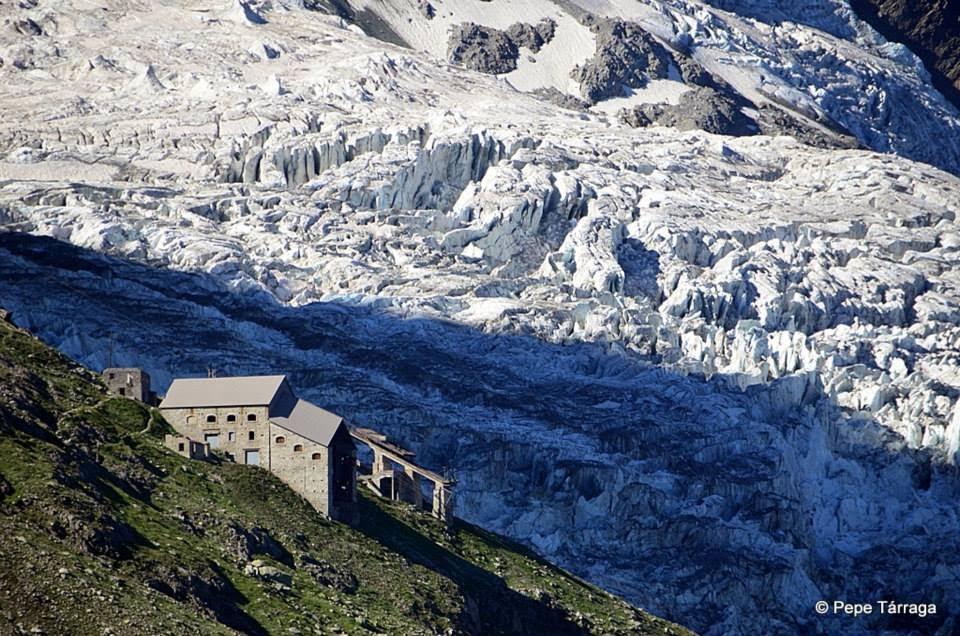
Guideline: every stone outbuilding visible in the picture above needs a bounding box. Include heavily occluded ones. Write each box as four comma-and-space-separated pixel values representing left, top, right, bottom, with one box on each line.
103, 367, 153, 403
159, 375, 357, 524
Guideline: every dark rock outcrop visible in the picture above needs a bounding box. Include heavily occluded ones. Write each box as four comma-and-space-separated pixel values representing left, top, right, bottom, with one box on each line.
303, 0, 410, 48
532, 87, 590, 111
619, 86, 758, 136
571, 19, 674, 103
618, 61, 860, 148
448, 19, 558, 75
221, 522, 293, 566
146, 563, 266, 635
506, 18, 557, 54
755, 103, 860, 149
448, 23, 519, 74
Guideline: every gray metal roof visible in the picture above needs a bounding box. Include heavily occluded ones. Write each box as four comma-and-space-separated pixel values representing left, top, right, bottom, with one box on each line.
270, 399, 344, 447
160, 375, 287, 409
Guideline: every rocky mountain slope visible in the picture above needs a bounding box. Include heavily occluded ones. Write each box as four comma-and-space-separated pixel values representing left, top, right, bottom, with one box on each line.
0, 314, 688, 636
346, 0, 960, 175
1, 0, 960, 634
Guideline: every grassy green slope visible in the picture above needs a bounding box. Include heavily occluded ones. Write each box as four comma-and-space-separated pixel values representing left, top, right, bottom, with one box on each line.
0, 316, 693, 636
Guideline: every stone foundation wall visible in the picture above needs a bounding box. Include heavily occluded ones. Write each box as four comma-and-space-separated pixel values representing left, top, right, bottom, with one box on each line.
160, 405, 270, 467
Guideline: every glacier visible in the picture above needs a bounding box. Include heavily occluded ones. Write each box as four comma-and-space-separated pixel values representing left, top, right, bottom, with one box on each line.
2, 0, 960, 633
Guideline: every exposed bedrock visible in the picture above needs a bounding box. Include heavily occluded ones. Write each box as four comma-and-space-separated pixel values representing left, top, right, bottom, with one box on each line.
619, 86, 758, 136
754, 103, 861, 150
506, 19, 557, 54
531, 87, 590, 111
571, 18, 674, 103
417, 0, 435, 20
570, 14, 857, 149
448, 23, 519, 75
447, 19, 557, 75
618, 73, 858, 148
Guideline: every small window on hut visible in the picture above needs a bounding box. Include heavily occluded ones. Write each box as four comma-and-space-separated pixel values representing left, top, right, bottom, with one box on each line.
275, 436, 285, 444
293, 444, 303, 452
206, 415, 217, 423
247, 413, 257, 422
311, 453, 322, 460
248, 431, 255, 441
226, 414, 237, 423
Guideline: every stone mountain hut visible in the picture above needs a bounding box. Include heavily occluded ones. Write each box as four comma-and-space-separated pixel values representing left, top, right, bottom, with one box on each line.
159, 375, 357, 523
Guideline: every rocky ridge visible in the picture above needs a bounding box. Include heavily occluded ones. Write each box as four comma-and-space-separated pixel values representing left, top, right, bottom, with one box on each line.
447, 19, 557, 75
571, 18, 673, 103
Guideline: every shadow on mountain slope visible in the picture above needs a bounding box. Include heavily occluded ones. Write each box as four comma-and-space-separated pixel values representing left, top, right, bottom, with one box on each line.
355, 497, 590, 635
0, 233, 957, 634
0, 295, 686, 635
